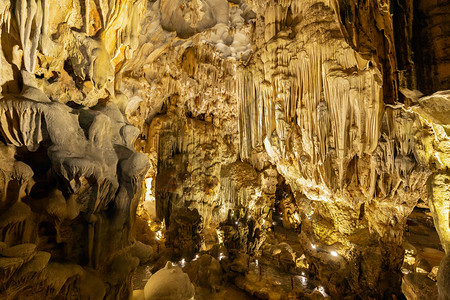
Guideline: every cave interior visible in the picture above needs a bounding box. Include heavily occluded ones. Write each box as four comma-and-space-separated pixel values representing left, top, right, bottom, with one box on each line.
0, 0, 450, 299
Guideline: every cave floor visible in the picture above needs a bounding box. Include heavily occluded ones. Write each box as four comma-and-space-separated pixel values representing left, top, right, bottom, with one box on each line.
132, 214, 323, 299
404, 208, 445, 270
133, 264, 154, 290
132, 208, 446, 299
232, 215, 325, 298
132, 263, 258, 299
254, 213, 320, 292
194, 285, 258, 300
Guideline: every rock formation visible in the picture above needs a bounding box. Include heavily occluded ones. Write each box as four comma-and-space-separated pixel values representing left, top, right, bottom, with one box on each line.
0, 0, 449, 299
0, 0, 149, 298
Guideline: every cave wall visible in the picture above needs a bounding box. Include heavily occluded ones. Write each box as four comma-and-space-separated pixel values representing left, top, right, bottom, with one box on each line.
0, 0, 150, 298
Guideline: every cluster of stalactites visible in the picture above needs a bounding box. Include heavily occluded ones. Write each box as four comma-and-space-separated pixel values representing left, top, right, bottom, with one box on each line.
237, 37, 384, 192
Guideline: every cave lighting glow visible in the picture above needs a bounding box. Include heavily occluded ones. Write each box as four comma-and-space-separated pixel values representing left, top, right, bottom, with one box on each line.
144, 178, 154, 202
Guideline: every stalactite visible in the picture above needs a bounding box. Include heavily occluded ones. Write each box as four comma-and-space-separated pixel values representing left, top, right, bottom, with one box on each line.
14, 0, 43, 73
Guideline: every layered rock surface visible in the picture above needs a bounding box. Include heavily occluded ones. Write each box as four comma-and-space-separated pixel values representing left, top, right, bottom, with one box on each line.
0, 0, 149, 298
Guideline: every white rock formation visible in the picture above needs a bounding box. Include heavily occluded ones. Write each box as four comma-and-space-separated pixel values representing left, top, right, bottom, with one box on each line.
143, 261, 195, 300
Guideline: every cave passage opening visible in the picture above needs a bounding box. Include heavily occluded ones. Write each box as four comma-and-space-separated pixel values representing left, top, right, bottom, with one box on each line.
402, 201, 444, 278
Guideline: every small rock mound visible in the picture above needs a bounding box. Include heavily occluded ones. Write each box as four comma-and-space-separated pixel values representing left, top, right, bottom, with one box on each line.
143, 261, 195, 300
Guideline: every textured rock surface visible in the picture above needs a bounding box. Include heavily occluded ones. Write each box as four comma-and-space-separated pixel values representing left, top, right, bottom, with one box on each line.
0, 0, 149, 298
0, 94, 149, 297
0, 0, 449, 299
437, 254, 450, 300
402, 273, 438, 300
